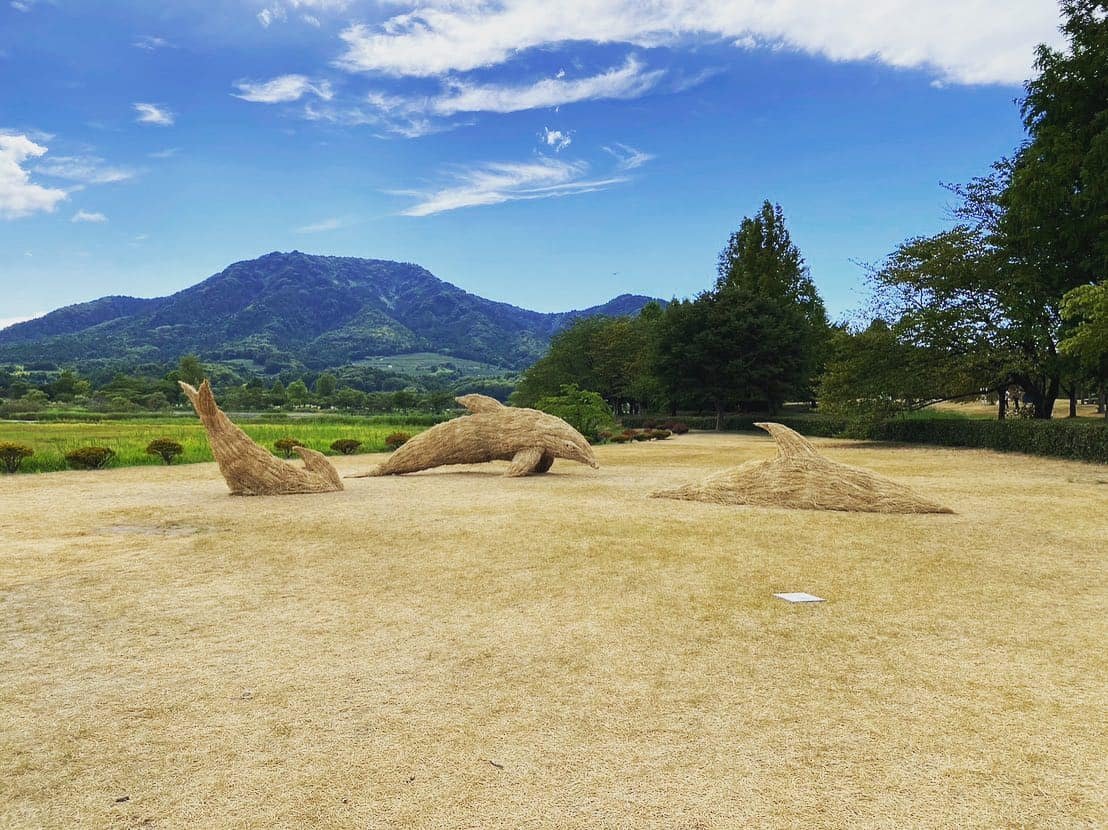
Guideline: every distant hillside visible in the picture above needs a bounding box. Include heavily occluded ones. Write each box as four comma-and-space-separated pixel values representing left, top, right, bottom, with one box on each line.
0, 252, 664, 373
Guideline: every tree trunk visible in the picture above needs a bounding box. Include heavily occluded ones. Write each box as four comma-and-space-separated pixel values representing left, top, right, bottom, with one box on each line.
714, 401, 723, 431
1068, 386, 1078, 418
1098, 383, 1105, 415
997, 387, 1007, 420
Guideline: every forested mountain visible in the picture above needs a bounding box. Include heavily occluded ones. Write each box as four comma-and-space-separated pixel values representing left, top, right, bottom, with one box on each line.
0, 252, 660, 372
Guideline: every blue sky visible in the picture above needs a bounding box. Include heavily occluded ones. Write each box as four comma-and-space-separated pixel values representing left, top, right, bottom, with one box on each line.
0, 1, 1064, 327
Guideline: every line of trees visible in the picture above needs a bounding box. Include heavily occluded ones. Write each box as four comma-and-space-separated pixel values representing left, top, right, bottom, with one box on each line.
821, 0, 1107, 420
513, 201, 831, 427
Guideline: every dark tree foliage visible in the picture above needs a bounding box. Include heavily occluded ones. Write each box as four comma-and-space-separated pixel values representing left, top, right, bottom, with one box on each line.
273, 437, 303, 458
145, 438, 184, 465
330, 439, 362, 455
849, 3, 1108, 419
0, 442, 33, 473
65, 446, 116, 470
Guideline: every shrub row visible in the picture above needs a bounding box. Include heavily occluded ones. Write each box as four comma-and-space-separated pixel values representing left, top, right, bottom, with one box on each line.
621, 413, 1107, 463
620, 414, 847, 436
863, 417, 1108, 463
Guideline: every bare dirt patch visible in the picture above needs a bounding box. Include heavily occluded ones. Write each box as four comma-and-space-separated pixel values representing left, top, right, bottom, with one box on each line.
2, 433, 1105, 829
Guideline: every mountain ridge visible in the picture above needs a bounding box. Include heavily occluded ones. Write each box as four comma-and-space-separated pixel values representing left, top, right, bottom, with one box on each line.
0, 252, 663, 373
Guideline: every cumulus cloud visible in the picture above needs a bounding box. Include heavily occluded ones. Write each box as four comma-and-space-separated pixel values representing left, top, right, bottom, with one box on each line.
34, 155, 136, 184
233, 74, 334, 103
0, 133, 68, 219
395, 149, 651, 216
133, 102, 175, 126
71, 209, 107, 223
335, 0, 1063, 85
542, 127, 572, 152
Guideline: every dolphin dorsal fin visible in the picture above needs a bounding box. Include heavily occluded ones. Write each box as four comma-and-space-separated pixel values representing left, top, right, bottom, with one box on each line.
754, 422, 820, 459
456, 394, 505, 414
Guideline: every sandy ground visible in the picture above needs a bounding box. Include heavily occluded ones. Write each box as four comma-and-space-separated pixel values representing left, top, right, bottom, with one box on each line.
1, 433, 1105, 829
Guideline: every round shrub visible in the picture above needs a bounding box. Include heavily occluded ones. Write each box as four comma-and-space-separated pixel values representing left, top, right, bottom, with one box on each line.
0, 442, 33, 473
385, 431, 411, 451
649, 429, 672, 440
145, 438, 184, 465
65, 446, 116, 470
665, 421, 690, 435
330, 438, 363, 455
274, 437, 303, 458
610, 434, 630, 443
632, 431, 652, 442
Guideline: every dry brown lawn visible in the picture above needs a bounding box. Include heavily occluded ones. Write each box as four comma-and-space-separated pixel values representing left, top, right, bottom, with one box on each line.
2, 433, 1106, 829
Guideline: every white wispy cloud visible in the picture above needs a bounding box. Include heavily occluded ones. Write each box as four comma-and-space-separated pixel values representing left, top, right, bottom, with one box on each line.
348, 58, 661, 136
133, 35, 173, 51
133, 102, 175, 126
71, 209, 107, 223
395, 153, 646, 217
542, 127, 572, 152
259, 0, 349, 28
295, 216, 351, 233
0, 133, 68, 219
604, 143, 654, 170
335, 0, 1064, 85
428, 56, 663, 115
148, 147, 179, 159
233, 74, 334, 104
303, 99, 458, 138
33, 154, 136, 184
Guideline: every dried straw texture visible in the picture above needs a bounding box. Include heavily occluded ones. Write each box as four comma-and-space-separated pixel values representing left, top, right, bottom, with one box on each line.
653, 421, 952, 514
179, 381, 342, 496
354, 393, 598, 477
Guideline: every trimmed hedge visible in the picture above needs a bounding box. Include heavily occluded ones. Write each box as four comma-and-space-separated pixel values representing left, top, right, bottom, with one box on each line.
621, 414, 848, 436
620, 413, 1107, 463
865, 417, 1108, 463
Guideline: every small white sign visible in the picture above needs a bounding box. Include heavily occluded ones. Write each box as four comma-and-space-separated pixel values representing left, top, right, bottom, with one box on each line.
774, 592, 825, 603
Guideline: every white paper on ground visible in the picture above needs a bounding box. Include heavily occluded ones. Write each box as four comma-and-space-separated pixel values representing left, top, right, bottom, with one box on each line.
774, 592, 825, 603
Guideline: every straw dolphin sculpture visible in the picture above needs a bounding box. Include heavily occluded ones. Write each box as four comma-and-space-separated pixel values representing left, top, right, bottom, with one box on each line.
179, 380, 342, 496
352, 394, 599, 477
652, 421, 952, 514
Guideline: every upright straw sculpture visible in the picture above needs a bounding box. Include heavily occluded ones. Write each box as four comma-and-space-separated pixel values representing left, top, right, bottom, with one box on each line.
179, 380, 342, 496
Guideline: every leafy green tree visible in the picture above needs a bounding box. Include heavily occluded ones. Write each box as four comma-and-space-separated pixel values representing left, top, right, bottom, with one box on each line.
286, 379, 310, 406
0, 442, 33, 474
145, 438, 184, 465
533, 384, 616, 441
819, 320, 983, 421
178, 354, 205, 387
653, 204, 828, 424
314, 372, 337, 399
268, 380, 287, 406
274, 437, 303, 458
333, 387, 368, 410
47, 369, 90, 401
1060, 281, 1108, 417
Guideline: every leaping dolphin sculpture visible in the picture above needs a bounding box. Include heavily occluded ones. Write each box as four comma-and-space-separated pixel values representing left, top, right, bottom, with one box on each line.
652, 421, 952, 514
179, 380, 342, 496
351, 393, 599, 478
